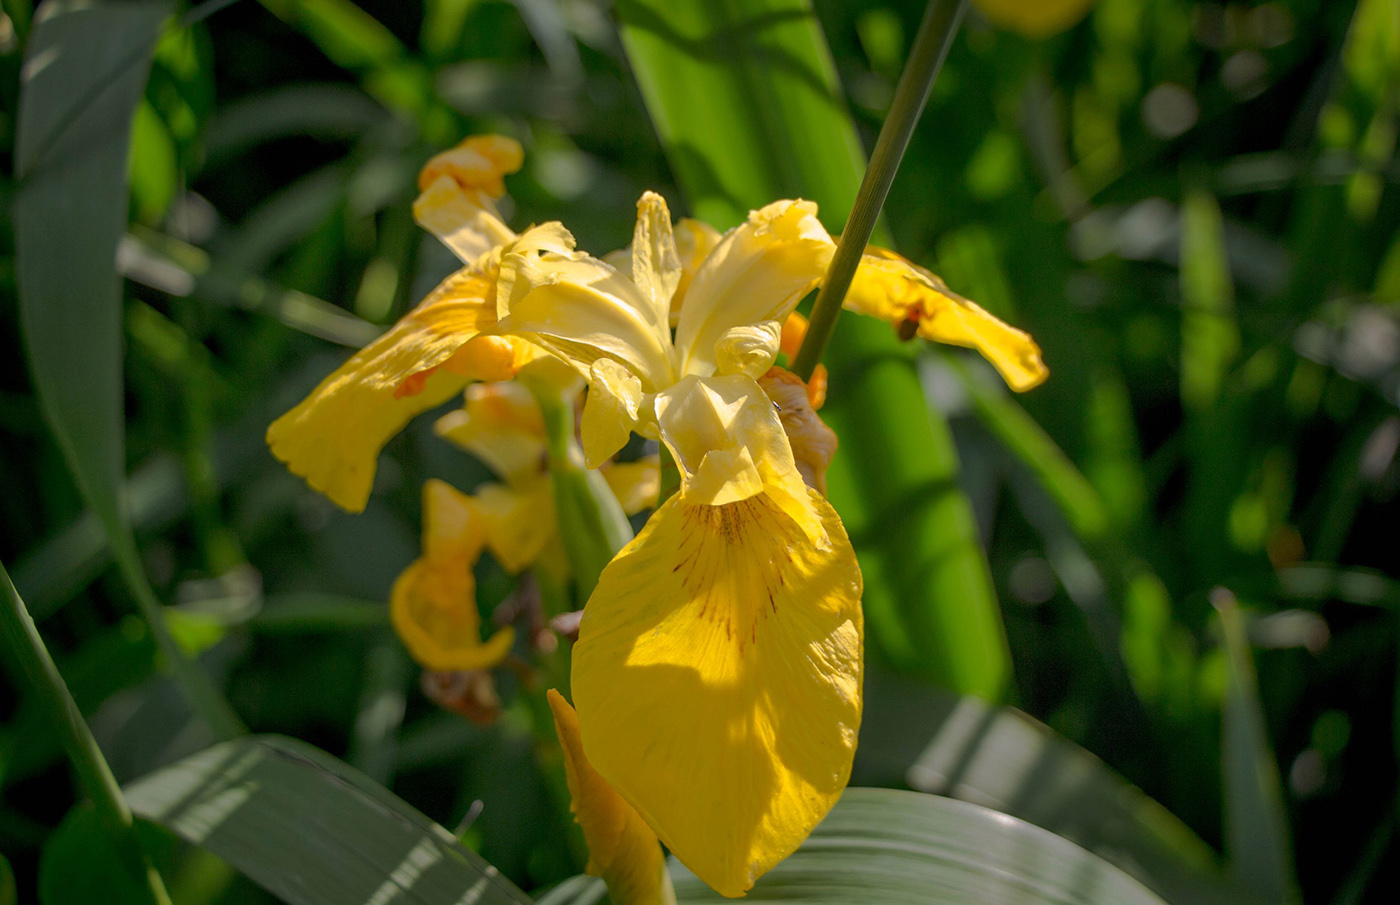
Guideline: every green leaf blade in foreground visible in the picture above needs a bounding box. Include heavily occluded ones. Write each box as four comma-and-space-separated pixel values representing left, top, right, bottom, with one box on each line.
617, 0, 1011, 698
855, 674, 1253, 905
13, 0, 243, 739
14, 0, 170, 549
124, 735, 534, 905
550, 789, 1170, 904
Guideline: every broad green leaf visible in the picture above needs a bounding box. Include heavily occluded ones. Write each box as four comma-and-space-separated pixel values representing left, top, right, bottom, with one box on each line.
616, 0, 1012, 698
38, 803, 163, 905
14, 0, 242, 740
1215, 593, 1300, 905
14, 0, 170, 573
124, 735, 535, 905
855, 673, 1251, 905
549, 789, 1170, 904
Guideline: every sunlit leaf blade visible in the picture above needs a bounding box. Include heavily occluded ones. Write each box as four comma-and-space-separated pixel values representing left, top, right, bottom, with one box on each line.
124, 735, 535, 905
855, 674, 1252, 905
546, 789, 1170, 904
616, 0, 1011, 698
1215, 594, 1300, 905
13, 0, 170, 559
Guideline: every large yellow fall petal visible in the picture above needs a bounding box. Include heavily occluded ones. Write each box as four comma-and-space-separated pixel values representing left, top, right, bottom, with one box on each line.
654, 374, 824, 544
391, 481, 515, 671
675, 200, 834, 378
434, 380, 547, 487
266, 270, 507, 512
547, 690, 675, 905
572, 490, 863, 898
846, 248, 1048, 392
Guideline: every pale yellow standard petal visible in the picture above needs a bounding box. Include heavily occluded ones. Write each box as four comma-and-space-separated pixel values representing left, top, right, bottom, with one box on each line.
547, 690, 675, 905
630, 192, 682, 330
435, 380, 547, 487
391, 481, 515, 671
572, 490, 863, 898
675, 200, 834, 377
266, 270, 509, 512
475, 478, 558, 574
670, 218, 724, 324
654, 374, 824, 544
497, 235, 675, 390
846, 248, 1049, 392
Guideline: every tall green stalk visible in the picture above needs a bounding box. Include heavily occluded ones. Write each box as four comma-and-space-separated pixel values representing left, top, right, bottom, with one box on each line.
0, 560, 171, 905
792, 0, 969, 380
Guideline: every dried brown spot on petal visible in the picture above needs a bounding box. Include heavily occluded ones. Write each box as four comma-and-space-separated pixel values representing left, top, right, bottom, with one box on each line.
758, 367, 837, 495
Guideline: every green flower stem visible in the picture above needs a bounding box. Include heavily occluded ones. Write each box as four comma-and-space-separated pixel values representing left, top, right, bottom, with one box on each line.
524, 378, 634, 600
0, 560, 171, 905
791, 0, 970, 381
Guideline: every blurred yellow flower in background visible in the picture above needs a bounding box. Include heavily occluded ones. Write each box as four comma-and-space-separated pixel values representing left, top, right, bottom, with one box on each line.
973, 0, 1099, 38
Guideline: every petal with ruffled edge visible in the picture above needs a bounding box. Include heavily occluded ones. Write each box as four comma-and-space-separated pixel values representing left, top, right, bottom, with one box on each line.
267, 270, 509, 512
413, 135, 523, 264
572, 489, 863, 898
475, 478, 558, 574
581, 359, 647, 469
846, 248, 1048, 392
675, 200, 834, 378
497, 227, 675, 391
434, 380, 547, 487
547, 690, 675, 905
654, 374, 824, 545
391, 481, 515, 671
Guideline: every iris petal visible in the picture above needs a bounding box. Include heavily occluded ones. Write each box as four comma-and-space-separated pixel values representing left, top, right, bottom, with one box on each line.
572, 490, 863, 897
846, 248, 1049, 392
267, 270, 504, 512
547, 690, 675, 905
675, 200, 834, 378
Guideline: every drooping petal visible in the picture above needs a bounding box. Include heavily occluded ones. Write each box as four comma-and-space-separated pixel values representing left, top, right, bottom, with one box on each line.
757, 368, 838, 495
435, 380, 547, 487
547, 690, 676, 905
602, 457, 660, 516
391, 481, 515, 671
654, 374, 824, 544
474, 478, 558, 574
581, 359, 647, 469
267, 270, 508, 512
846, 248, 1049, 392
675, 200, 834, 378
413, 135, 524, 264
572, 490, 863, 898
496, 233, 675, 390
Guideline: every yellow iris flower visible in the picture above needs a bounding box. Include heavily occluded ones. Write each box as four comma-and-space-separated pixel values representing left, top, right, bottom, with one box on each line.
499, 189, 1045, 897
266, 135, 551, 512
496, 193, 864, 896
394, 377, 658, 671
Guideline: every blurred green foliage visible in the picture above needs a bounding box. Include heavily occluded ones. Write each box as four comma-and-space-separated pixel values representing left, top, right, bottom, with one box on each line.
2, 0, 1399, 902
